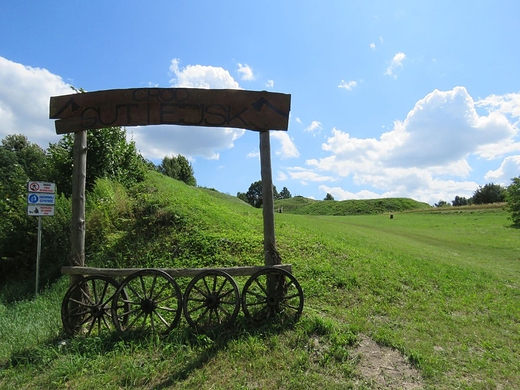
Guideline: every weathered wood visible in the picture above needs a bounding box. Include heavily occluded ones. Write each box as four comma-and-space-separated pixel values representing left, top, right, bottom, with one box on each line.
70, 131, 87, 270
67, 131, 87, 331
260, 130, 280, 266
61, 264, 292, 278
50, 88, 291, 134
50, 87, 293, 291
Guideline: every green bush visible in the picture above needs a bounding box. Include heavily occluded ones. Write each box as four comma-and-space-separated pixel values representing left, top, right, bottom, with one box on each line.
506, 177, 520, 226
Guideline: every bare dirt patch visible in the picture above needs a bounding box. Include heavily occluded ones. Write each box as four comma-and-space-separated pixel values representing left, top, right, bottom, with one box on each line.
352, 334, 424, 389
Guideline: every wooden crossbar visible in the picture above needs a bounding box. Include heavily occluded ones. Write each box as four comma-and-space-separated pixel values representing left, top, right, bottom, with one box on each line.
61, 264, 292, 278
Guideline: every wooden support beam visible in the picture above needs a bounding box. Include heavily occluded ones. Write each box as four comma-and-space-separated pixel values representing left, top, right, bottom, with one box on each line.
61, 264, 292, 278
260, 130, 280, 266
70, 131, 87, 271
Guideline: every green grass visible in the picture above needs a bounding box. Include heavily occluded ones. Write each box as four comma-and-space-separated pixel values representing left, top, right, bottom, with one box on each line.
274, 195, 430, 215
1, 172, 518, 389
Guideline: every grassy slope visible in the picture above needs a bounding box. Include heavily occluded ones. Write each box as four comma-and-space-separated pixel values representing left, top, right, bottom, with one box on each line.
1, 172, 519, 389
274, 196, 430, 215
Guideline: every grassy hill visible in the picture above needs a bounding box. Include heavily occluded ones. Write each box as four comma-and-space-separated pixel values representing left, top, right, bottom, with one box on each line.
274, 196, 430, 215
1, 171, 518, 389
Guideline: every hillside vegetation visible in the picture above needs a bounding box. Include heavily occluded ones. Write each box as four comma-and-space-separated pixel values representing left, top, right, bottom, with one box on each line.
274, 196, 430, 215
1, 172, 519, 389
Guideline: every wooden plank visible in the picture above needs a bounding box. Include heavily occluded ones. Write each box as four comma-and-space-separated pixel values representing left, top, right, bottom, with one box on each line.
50, 88, 291, 134
61, 264, 292, 278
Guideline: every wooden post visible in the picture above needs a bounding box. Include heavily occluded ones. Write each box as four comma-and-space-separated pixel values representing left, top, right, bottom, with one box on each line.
259, 130, 280, 266
67, 130, 87, 332
70, 131, 87, 275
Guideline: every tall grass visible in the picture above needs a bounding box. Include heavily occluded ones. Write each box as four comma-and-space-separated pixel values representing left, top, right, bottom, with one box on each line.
0, 277, 67, 362
1, 173, 518, 389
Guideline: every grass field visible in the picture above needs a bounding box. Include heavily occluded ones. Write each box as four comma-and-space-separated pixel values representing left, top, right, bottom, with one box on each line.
1, 173, 518, 389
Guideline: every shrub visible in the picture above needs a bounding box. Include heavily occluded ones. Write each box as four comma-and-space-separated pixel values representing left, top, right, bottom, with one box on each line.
506, 177, 520, 226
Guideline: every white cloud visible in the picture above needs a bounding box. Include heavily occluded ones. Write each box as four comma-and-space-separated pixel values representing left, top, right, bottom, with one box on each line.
319, 185, 382, 200
292, 87, 520, 204
485, 155, 520, 185
476, 93, 520, 119
386, 87, 519, 165
126, 58, 246, 160
277, 170, 288, 181
266, 79, 274, 88
169, 58, 240, 89
285, 166, 336, 184
0, 56, 72, 149
338, 80, 357, 90
131, 125, 243, 161
247, 150, 260, 158
304, 120, 323, 133
237, 63, 255, 81
271, 131, 300, 159
0, 56, 267, 162
385, 52, 406, 78
370, 43, 376, 49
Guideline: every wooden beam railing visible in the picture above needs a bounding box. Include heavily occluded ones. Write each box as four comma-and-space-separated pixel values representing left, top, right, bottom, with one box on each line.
61, 264, 292, 279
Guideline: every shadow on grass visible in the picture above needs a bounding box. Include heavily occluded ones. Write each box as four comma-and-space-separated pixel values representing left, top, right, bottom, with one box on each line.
2, 315, 302, 385
154, 316, 300, 389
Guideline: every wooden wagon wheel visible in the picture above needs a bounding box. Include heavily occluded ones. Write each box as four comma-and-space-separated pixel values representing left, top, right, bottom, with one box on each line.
183, 270, 240, 332
242, 268, 304, 324
61, 275, 125, 336
111, 269, 183, 335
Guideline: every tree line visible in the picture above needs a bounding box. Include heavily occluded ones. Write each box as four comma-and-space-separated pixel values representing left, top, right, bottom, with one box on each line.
435, 181, 520, 226
236, 182, 337, 208
435, 183, 508, 207
238, 178, 520, 226
0, 129, 196, 300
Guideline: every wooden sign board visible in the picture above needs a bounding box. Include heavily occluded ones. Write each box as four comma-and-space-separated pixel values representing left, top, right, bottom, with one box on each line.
50, 88, 291, 134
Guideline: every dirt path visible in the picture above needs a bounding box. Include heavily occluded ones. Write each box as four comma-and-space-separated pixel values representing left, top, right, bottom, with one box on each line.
353, 334, 424, 389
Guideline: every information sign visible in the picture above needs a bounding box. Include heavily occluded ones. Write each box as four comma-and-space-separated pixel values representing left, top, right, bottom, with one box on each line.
27, 181, 56, 217
27, 193, 56, 205
27, 205, 55, 216
27, 181, 56, 194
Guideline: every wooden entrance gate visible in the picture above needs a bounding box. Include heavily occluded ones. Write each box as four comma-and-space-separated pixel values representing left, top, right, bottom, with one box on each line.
49, 87, 303, 334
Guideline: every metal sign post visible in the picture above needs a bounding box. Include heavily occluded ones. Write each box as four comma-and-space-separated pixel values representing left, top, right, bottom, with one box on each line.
27, 181, 56, 295
36, 216, 42, 295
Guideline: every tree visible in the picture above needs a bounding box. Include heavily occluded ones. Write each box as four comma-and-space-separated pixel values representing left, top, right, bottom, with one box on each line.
273, 185, 280, 201
241, 180, 278, 208
279, 186, 292, 199
158, 155, 196, 186
1, 134, 49, 180
452, 196, 469, 206
0, 143, 30, 260
246, 180, 264, 208
48, 126, 146, 196
506, 177, 520, 225
324, 193, 334, 201
1, 135, 51, 247
472, 183, 506, 205
0, 135, 70, 297
435, 200, 450, 207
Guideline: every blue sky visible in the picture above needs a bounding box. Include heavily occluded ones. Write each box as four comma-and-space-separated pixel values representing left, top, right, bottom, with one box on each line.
1, 1, 519, 204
